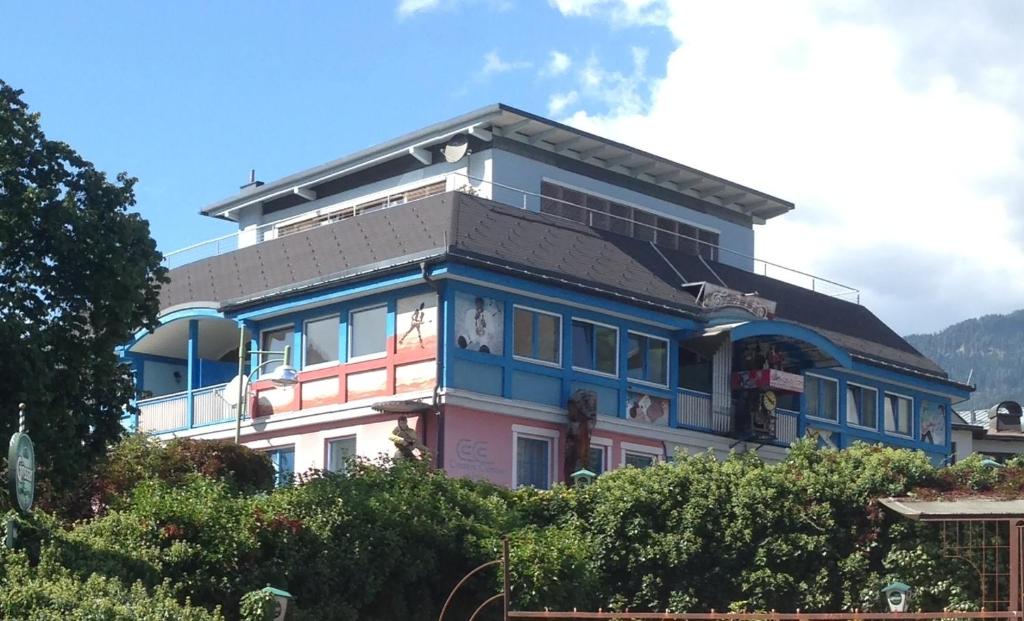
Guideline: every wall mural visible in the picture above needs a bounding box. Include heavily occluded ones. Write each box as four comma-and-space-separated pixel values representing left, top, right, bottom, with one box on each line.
920, 402, 946, 446
396, 293, 437, 352
454, 293, 503, 355
627, 391, 670, 426
805, 426, 838, 449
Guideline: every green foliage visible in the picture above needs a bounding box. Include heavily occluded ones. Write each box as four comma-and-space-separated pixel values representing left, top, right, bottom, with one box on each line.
239, 589, 275, 621
0, 79, 167, 502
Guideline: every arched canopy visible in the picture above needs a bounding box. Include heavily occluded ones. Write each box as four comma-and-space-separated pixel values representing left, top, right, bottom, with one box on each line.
124, 302, 243, 362
703, 319, 853, 369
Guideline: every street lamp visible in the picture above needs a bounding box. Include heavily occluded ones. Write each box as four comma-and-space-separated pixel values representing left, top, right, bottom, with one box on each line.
234, 326, 299, 444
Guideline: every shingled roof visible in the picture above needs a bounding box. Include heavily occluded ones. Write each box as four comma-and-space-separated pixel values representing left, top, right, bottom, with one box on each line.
159, 191, 948, 380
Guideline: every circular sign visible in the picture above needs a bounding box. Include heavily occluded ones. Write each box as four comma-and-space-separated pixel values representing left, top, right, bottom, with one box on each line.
762, 390, 778, 412
8, 432, 35, 514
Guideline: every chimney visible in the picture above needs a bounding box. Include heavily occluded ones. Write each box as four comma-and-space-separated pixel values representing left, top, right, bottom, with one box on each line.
240, 169, 264, 194
988, 401, 1023, 433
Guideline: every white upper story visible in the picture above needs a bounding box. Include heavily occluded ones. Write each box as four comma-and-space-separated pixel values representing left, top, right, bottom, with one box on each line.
197, 104, 795, 272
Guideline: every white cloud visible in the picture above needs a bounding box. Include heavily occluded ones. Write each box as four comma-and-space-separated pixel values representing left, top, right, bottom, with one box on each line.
481, 50, 532, 76
544, 51, 572, 76
397, 0, 442, 17
548, 91, 579, 115
549, 0, 668, 25
551, 0, 1024, 335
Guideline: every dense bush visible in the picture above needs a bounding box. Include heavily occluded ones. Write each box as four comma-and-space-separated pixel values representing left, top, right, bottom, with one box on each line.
9, 439, 1020, 619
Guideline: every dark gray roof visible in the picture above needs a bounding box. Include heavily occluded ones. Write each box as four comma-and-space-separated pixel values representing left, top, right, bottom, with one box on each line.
161, 191, 950, 382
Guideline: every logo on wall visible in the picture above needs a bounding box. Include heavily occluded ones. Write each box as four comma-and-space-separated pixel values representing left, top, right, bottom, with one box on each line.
454, 294, 503, 355
698, 283, 777, 320
8, 431, 35, 515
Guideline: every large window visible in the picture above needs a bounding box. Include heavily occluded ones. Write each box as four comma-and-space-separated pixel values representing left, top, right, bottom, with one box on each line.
587, 446, 607, 475
884, 393, 913, 436
627, 332, 668, 385
846, 383, 878, 429
679, 346, 712, 393
805, 375, 838, 421
515, 435, 552, 489
266, 447, 295, 487
304, 315, 339, 367
327, 436, 356, 474
540, 181, 720, 260
513, 306, 561, 365
349, 305, 387, 360
572, 320, 618, 376
260, 326, 292, 376
624, 452, 656, 468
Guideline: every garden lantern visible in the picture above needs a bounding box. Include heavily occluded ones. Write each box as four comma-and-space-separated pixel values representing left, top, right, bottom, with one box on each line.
882, 581, 912, 612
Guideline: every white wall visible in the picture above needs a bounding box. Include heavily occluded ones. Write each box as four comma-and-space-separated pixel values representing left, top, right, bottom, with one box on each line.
143, 360, 188, 397
490, 149, 756, 270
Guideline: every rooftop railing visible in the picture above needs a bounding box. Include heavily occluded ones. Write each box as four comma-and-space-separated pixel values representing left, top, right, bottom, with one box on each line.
161, 174, 860, 303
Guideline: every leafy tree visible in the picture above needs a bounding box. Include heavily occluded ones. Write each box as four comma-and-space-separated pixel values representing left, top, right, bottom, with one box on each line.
0, 80, 166, 501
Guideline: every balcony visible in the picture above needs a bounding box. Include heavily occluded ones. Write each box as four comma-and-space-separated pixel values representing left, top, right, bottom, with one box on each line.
676, 388, 799, 447
137, 384, 237, 432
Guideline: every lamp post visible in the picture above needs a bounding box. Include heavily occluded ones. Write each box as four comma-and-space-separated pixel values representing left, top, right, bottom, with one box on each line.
234, 326, 299, 445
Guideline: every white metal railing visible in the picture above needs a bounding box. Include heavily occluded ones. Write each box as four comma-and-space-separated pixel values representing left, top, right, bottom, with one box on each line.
161, 172, 860, 302
775, 408, 799, 445
678, 389, 712, 429
138, 391, 188, 432
711, 407, 733, 434
192, 383, 235, 426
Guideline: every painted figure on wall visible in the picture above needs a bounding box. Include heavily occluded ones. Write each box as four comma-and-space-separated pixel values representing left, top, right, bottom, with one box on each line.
389, 415, 430, 460
455, 294, 503, 355
398, 302, 427, 348
396, 294, 437, 352
565, 389, 598, 480
627, 392, 669, 426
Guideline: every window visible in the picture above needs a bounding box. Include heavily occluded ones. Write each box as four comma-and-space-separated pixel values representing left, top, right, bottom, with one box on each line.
587, 446, 607, 475
885, 393, 913, 436
349, 305, 387, 359
515, 436, 552, 489
260, 326, 292, 376
572, 320, 618, 376
513, 307, 561, 365
624, 452, 656, 468
678, 346, 712, 393
805, 375, 838, 421
539, 181, 720, 258
627, 332, 668, 385
846, 384, 878, 429
266, 447, 295, 487
304, 315, 339, 367
327, 436, 356, 474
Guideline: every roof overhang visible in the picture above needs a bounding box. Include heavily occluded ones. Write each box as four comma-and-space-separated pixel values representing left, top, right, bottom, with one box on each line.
200, 103, 794, 223
700, 319, 853, 369
880, 497, 1024, 521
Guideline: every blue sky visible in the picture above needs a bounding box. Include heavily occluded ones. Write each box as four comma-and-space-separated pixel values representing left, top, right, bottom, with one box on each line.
3, 1, 1023, 336
0, 1, 671, 252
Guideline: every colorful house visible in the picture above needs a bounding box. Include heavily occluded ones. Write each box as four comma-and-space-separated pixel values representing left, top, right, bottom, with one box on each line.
121, 104, 971, 488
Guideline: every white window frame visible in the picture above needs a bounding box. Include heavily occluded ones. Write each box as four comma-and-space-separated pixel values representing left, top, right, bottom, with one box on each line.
570, 317, 620, 379
512, 304, 563, 368
511, 424, 559, 490
347, 304, 388, 363
805, 373, 840, 423
587, 436, 613, 475
325, 434, 357, 473
626, 330, 670, 388
845, 381, 879, 430
258, 323, 295, 378
620, 441, 663, 468
883, 390, 915, 437
302, 313, 340, 370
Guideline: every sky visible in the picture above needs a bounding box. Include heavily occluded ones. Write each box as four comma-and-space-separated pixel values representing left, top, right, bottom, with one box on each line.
2, 0, 1022, 338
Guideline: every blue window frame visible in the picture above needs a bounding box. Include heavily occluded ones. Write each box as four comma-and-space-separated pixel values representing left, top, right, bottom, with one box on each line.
515, 436, 551, 489
513, 306, 561, 365
266, 447, 295, 487
845, 383, 878, 429
627, 332, 668, 385
884, 392, 913, 436
805, 374, 838, 421
572, 319, 618, 376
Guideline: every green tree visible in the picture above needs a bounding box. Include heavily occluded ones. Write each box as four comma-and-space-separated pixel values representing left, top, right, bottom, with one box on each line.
0, 80, 166, 504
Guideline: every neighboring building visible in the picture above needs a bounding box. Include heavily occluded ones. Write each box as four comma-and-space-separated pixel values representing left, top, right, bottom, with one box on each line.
120, 104, 972, 488
951, 401, 1024, 463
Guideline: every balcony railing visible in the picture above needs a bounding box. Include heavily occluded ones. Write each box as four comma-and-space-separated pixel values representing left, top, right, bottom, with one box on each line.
162, 175, 860, 302
137, 382, 235, 432
676, 389, 800, 447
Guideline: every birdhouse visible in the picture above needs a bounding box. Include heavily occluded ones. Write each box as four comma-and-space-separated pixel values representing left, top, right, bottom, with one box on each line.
571, 468, 596, 488
882, 581, 912, 612
261, 586, 293, 621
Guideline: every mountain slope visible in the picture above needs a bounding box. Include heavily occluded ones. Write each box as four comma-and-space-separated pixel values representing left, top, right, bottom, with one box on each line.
905, 309, 1024, 411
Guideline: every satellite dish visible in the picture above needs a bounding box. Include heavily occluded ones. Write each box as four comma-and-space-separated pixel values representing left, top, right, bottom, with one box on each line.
222, 374, 249, 406
441, 134, 469, 163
